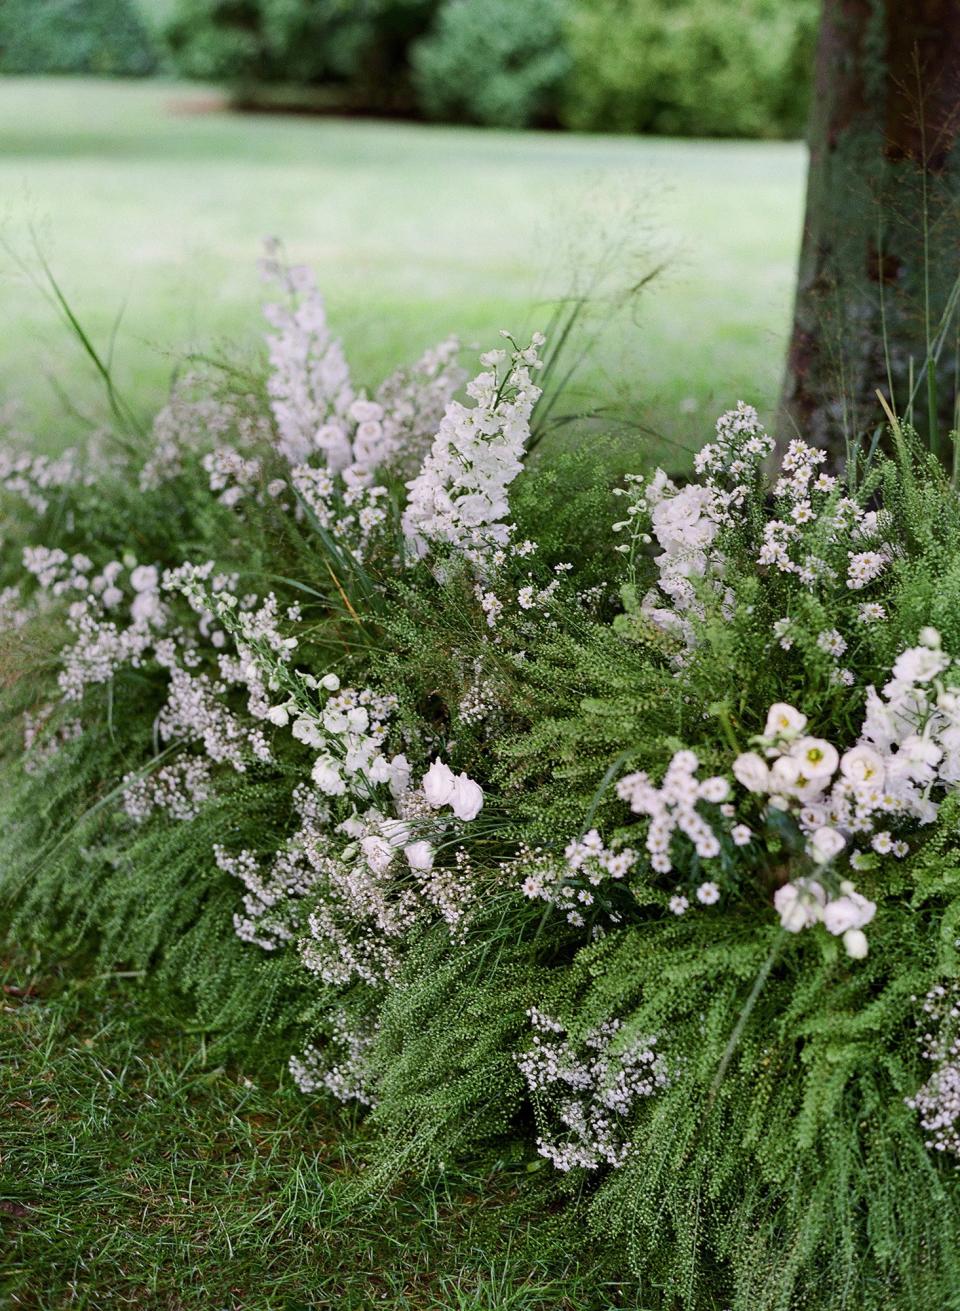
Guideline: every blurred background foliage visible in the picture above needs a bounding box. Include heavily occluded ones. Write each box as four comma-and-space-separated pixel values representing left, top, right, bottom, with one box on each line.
0, 0, 819, 138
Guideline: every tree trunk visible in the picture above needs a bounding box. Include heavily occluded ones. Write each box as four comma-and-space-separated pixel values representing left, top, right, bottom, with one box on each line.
781, 0, 960, 461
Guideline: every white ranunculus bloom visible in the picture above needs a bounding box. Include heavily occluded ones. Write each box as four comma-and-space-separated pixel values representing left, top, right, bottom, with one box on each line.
839, 744, 885, 784
808, 826, 845, 865
422, 759, 457, 808
404, 840, 435, 872
764, 702, 808, 739
267, 704, 290, 727
450, 772, 484, 821
732, 751, 770, 793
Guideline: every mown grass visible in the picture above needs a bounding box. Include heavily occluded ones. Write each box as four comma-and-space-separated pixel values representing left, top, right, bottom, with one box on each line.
0, 953, 643, 1310
1, 77, 804, 450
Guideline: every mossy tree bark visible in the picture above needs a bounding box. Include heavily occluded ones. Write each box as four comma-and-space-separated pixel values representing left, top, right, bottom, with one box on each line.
782, 0, 960, 460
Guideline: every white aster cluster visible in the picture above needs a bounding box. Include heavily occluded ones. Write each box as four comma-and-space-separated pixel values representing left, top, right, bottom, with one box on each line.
402, 333, 545, 565
730, 633, 960, 957
0, 445, 86, 514
617, 751, 732, 875
518, 830, 636, 928
757, 438, 892, 588
516, 1009, 669, 1172
290, 462, 389, 561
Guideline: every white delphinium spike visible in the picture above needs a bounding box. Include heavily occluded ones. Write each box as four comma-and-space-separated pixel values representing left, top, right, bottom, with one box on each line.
261, 240, 355, 468
402, 333, 545, 566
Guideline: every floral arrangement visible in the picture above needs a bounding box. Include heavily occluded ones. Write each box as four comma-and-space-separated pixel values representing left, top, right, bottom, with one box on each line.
5, 245, 960, 1308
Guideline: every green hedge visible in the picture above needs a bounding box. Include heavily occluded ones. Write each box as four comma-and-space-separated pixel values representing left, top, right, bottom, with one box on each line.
164, 0, 440, 112
411, 0, 570, 129
0, 0, 158, 76
163, 0, 817, 137
561, 0, 818, 138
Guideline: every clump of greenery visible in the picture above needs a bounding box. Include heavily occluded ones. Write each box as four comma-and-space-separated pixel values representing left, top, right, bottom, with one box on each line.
162, 0, 815, 137
0, 0, 158, 76
561, 0, 817, 138
164, 0, 439, 112
411, 0, 570, 129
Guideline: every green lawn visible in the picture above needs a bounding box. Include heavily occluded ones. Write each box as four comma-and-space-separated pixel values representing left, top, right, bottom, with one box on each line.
0, 954, 637, 1310
0, 77, 805, 451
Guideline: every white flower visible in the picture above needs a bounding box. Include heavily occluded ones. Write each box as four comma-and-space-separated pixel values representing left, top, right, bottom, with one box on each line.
361, 835, 394, 874
450, 772, 484, 821
733, 751, 770, 793
731, 824, 752, 846
404, 840, 435, 872
842, 928, 869, 959
764, 703, 807, 739
697, 776, 729, 803
668, 894, 689, 916
808, 826, 845, 865
789, 737, 839, 780
650, 484, 717, 555
696, 881, 720, 905
388, 753, 411, 798
321, 673, 341, 691
130, 590, 162, 626
422, 759, 457, 808
839, 744, 885, 785
130, 564, 159, 593
774, 878, 825, 932
292, 717, 324, 749
919, 626, 942, 649
267, 704, 290, 727
823, 891, 875, 935
892, 645, 949, 684
312, 754, 345, 795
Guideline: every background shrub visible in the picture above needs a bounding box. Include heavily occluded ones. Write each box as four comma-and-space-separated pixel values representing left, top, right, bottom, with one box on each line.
561, 0, 818, 138
164, 0, 440, 110
0, 0, 158, 76
162, 0, 817, 138
410, 0, 570, 129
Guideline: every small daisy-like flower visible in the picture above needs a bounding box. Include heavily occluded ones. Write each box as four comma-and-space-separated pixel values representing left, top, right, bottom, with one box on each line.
696, 881, 720, 905
668, 894, 689, 916
893, 840, 909, 858
872, 831, 893, 854
817, 628, 847, 657
731, 824, 752, 846
858, 602, 886, 623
